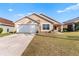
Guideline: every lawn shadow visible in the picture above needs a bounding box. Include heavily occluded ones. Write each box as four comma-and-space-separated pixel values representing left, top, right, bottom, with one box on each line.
66, 36, 79, 41
37, 34, 79, 41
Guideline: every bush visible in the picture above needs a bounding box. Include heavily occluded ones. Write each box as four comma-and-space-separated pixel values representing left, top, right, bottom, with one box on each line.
36, 31, 39, 33
9, 31, 16, 33
63, 28, 68, 32
0, 28, 3, 33
9, 32, 13, 33
48, 31, 51, 33
58, 29, 61, 32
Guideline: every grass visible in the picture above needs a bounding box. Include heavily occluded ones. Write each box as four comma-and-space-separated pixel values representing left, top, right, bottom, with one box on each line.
0, 33, 12, 37
22, 32, 79, 56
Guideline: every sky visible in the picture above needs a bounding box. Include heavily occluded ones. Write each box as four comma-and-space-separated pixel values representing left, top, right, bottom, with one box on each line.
0, 3, 79, 23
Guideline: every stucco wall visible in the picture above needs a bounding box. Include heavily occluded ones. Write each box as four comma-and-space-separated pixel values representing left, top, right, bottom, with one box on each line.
15, 18, 31, 24
0, 25, 14, 33
29, 14, 53, 32
63, 24, 68, 28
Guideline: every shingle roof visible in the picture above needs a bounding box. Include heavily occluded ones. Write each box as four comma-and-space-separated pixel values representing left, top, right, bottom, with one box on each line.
15, 13, 61, 25
64, 17, 79, 24
31, 13, 61, 25
0, 17, 14, 27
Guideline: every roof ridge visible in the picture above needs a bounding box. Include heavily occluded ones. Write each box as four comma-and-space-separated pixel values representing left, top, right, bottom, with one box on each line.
0, 17, 14, 27
15, 16, 28, 23
31, 13, 56, 24
15, 15, 39, 24
15, 13, 61, 25
0, 17, 13, 22
63, 17, 79, 23
25, 16, 39, 24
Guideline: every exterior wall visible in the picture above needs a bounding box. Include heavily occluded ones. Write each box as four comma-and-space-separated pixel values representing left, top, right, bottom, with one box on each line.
29, 14, 53, 32
0, 25, 14, 33
15, 24, 19, 32
63, 24, 68, 28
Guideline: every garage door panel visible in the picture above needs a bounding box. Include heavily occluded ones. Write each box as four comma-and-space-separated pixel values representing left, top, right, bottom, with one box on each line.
18, 24, 37, 33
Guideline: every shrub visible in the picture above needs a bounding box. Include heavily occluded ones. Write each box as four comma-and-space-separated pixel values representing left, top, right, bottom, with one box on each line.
36, 31, 39, 33
9, 30, 16, 33
58, 29, 61, 32
63, 28, 68, 32
9, 32, 13, 33
0, 28, 3, 33
48, 31, 51, 33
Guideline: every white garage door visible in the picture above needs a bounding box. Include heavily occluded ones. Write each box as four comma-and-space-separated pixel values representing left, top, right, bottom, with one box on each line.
18, 24, 37, 33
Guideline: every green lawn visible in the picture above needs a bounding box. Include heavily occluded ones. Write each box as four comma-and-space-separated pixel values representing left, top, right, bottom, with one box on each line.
22, 32, 79, 56
0, 33, 12, 37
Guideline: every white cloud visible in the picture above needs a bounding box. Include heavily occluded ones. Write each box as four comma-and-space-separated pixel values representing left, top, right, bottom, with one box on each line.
8, 8, 13, 12
14, 14, 26, 17
14, 12, 35, 18
14, 13, 32, 17
57, 3, 79, 13
27, 13, 33, 15
16, 14, 25, 16
27, 12, 36, 15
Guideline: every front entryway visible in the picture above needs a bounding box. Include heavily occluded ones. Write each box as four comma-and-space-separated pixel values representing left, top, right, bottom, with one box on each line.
53, 25, 59, 32
67, 24, 73, 31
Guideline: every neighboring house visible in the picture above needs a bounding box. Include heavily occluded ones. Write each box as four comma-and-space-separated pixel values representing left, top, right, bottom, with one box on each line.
0, 17, 14, 33
15, 13, 62, 33
63, 17, 79, 31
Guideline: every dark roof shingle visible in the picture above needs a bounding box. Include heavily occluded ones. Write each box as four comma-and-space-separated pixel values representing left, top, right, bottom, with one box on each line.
40, 14, 61, 24
64, 17, 79, 24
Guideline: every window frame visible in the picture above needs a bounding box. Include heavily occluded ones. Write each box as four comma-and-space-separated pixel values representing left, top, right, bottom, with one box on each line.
42, 24, 50, 30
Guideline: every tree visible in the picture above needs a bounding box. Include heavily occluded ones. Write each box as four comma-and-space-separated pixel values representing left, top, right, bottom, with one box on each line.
75, 22, 79, 31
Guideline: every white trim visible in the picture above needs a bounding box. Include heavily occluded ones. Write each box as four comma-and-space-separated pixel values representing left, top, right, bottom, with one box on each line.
72, 23, 75, 31
61, 25, 63, 32
41, 23, 53, 31
16, 24, 37, 33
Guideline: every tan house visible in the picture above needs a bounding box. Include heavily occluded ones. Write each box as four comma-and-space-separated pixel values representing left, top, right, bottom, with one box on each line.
15, 13, 62, 33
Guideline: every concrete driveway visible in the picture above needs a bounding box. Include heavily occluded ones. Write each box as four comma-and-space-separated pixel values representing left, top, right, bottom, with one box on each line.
0, 34, 35, 56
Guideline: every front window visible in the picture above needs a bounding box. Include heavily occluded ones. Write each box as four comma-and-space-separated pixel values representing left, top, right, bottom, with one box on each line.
43, 24, 50, 30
